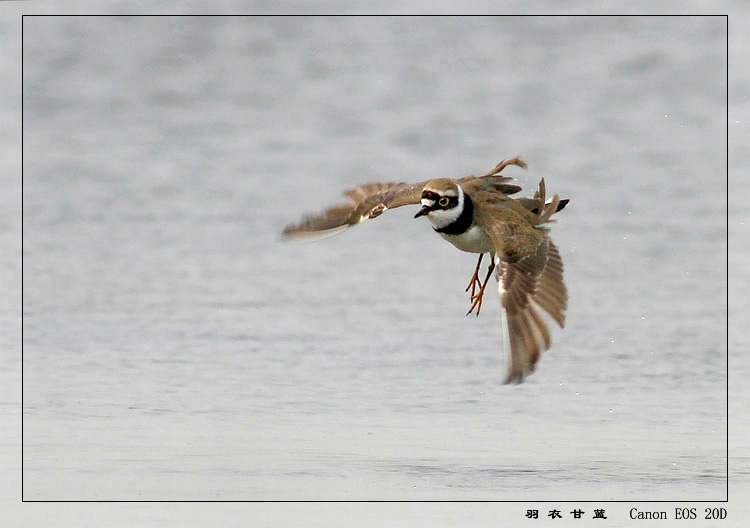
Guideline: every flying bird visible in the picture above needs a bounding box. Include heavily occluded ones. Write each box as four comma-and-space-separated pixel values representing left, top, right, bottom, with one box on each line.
283, 157, 568, 383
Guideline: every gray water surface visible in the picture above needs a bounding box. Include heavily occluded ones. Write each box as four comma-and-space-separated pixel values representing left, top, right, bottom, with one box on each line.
18, 15, 732, 502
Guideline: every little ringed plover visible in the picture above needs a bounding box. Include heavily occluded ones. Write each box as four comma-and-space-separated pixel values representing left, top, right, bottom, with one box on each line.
283, 157, 569, 383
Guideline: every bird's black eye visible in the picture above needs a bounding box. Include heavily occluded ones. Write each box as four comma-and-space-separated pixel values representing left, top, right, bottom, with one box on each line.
438, 196, 450, 207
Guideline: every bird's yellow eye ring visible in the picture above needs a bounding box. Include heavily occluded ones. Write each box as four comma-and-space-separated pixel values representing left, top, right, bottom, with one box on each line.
438, 196, 450, 207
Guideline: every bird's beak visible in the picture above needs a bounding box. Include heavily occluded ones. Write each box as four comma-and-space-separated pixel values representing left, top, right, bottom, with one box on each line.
414, 207, 429, 218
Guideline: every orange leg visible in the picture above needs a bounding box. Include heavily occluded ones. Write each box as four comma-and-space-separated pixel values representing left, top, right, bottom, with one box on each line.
466, 256, 496, 317
464, 254, 484, 298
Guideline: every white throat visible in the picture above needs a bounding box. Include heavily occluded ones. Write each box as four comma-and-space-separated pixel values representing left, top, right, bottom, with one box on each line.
423, 185, 465, 230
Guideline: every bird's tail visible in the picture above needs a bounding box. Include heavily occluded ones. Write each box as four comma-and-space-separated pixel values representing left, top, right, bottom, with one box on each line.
518, 178, 569, 225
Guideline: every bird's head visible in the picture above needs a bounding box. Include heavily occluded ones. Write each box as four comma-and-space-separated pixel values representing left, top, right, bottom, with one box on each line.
414, 179, 465, 229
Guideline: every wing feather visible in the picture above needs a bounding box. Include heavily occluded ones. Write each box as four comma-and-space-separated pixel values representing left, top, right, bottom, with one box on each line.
282, 181, 427, 239
475, 203, 568, 383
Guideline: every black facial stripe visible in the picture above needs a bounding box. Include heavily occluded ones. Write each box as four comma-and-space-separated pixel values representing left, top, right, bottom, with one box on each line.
441, 196, 459, 208
422, 192, 459, 209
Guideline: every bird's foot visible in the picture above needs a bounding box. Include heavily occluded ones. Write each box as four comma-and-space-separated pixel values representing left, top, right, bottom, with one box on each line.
465, 258, 495, 317
466, 281, 489, 316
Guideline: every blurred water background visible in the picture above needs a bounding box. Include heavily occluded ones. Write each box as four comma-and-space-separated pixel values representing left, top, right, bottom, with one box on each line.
2, 7, 748, 525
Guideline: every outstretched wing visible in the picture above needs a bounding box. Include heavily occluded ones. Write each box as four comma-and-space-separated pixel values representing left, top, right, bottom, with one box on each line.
474, 201, 568, 383
281, 181, 428, 240
282, 156, 528, 240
